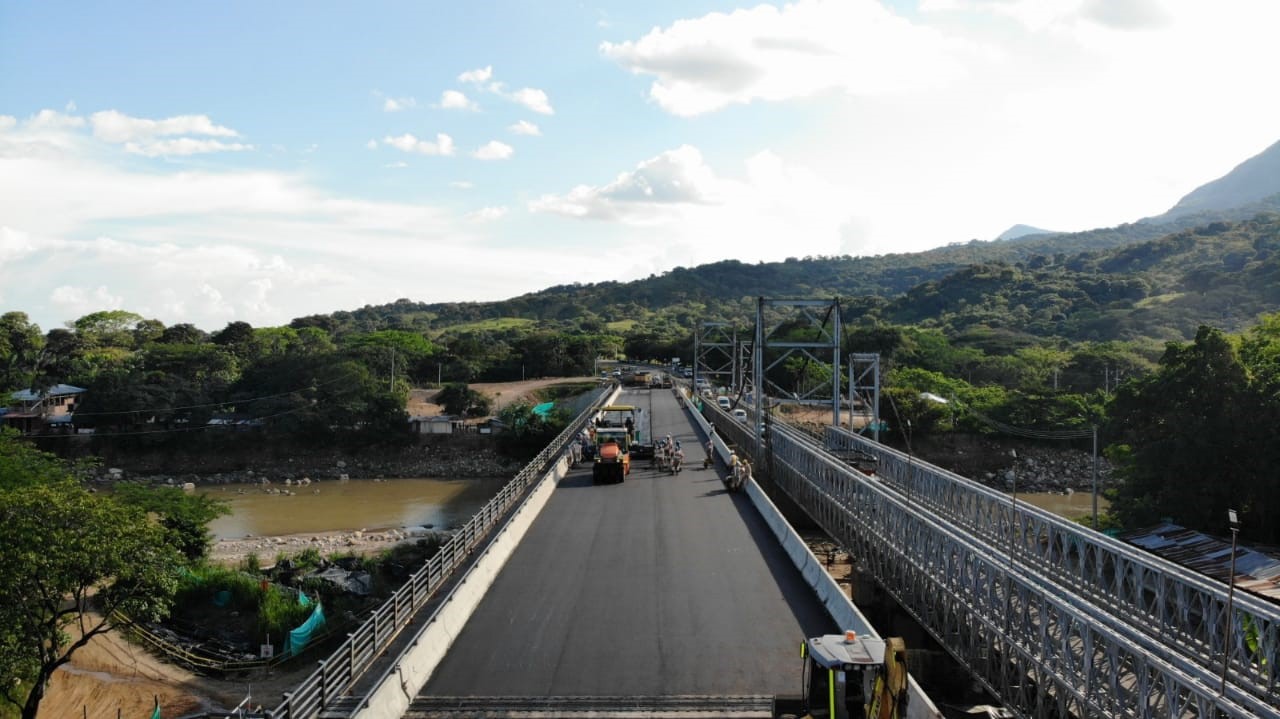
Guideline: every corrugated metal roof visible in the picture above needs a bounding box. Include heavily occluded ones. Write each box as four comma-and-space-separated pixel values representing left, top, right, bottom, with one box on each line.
10, 384, 87, 401
1121, 522, 1280, 602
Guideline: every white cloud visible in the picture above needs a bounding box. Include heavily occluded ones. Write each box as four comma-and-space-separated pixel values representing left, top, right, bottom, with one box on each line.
601, 0, 962, 116
472, 140, 513, 160
455, 67, 554, 114
81, 109, 250, 157
125, 138, 253, 157
508, 120, 541, 136
382, 132, 456, 156
449, 180, 474, 189
0, 116, 15, 132
0, 119, 578, 330
531, 145, 858, 272
383, 161, 408, 168
383, 96, 417, 112
458, 65, 493, 84
439, 90, 478, 111
468, 206, 509, 222
50, 284, 125, 317
27, 109, 86, 130
530, 145, 717, 220
509, 88, 554, 115
366, 139, 378, 150
90, 110, 239, 143
0, 226, 37, 263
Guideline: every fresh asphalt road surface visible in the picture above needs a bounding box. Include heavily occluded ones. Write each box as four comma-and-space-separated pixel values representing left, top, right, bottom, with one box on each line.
422, 387, 836, 697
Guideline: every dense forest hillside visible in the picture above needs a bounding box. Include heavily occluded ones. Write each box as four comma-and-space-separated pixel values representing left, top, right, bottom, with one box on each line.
309, 211, 1280, 350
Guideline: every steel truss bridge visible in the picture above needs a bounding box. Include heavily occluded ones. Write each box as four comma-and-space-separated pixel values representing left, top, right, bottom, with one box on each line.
264, 374, 1279, 719
708, 402, 1280, 719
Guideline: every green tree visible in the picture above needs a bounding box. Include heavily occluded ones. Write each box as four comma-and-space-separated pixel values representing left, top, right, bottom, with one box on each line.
111, 484, 230, 561
0, 435, 182, 719
1107, 326, 1264, 537
0, 313, 44, 393
436, 383, 491, 417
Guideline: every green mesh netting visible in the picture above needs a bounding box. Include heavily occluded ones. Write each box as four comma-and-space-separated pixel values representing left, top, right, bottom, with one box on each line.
284, 603, 325, 656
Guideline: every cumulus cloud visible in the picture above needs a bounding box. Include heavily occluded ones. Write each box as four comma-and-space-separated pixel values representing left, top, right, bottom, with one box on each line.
531, 145, 860, 274
439, 90, 478, 111
366, 139, 378, 150
449, 180, 474, 189
28, 109, 86, 130
382, 132, 456, 156
453, 66, 554, 115
383, 96, 417, 112
0, 118, 578, 330
508, 120, 541, 136
472, 140, 513, 160
125, 138, 252, 157
468, 206, 509, 222
601, 0, 961, 116
458, 65, 493, 84
50, 284, 125, 317
78, 109, 252, 157
529, 145, 719, 220
509, 88, 554, 115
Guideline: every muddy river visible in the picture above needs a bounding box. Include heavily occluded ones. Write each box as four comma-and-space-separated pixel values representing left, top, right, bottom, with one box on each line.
200, 477, 506, 540
1017, 490, 1110, 519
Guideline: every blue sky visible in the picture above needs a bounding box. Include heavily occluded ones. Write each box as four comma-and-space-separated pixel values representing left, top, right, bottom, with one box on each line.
3, 0, 1279, 331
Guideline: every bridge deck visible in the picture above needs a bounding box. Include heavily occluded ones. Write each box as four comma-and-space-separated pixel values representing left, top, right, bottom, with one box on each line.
422, 387, 835, 697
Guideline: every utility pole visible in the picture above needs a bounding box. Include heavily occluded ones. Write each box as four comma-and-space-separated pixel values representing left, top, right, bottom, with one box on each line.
1091, 425, 1099, 529
1221, 509, 1240, 695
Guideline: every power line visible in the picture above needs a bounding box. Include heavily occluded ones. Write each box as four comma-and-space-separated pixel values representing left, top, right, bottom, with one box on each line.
54, 374, 352, 417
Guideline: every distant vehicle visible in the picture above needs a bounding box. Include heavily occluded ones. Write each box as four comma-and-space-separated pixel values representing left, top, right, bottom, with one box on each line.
717, 396, 732, 410
732, 408, 748, 423
695, 378, 711, 390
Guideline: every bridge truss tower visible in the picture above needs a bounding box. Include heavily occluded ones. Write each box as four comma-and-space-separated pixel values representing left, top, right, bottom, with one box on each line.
751, 297, 841, 456
848, 353, 882, 442
693, 321, 735, 392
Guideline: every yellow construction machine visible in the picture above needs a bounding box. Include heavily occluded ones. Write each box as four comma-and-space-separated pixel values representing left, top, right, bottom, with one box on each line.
796, 631, 910, 719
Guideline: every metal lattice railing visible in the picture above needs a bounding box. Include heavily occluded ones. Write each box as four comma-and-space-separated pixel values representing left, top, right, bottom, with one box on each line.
705, 407, 1278, 719
822, 425, 1280, 710
271, 385, 615, 719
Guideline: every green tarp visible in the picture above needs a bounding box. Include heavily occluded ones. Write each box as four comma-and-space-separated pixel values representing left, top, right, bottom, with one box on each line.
284, 603, 325, 656
532, 401, 555, 417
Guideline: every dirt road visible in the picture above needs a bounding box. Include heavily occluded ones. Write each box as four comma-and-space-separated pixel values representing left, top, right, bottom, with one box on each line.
407, 376, 596, 417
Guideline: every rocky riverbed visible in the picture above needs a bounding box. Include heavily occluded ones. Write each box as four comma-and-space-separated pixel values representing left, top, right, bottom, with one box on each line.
209, 525, 453, 565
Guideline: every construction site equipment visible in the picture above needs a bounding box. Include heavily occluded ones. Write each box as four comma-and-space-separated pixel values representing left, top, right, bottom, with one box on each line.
801, 632, 909, 719
592, 427, 631, 484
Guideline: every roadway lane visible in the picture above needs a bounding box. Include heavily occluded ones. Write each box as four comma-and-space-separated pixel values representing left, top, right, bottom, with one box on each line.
423, 387, 836, 697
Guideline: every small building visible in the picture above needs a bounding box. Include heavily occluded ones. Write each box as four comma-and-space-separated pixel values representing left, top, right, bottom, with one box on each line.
409, 415, 463, 435
2, 384, 86, 433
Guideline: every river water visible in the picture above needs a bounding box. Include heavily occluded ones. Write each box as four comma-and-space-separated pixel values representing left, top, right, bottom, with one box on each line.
1017, 490, 1110, 520
200, 477, 507, 540
199, 478, 1106, 542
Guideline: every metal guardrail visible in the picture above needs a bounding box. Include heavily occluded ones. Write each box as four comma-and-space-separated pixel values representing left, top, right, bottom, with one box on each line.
701, 403, 1276, 719
823, 426, 1280, 709
269, 385, 614, 719
752, 422, 1276, 719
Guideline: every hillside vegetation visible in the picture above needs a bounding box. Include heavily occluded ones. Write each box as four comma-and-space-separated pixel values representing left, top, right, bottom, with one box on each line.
5, 207, 1280, 544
